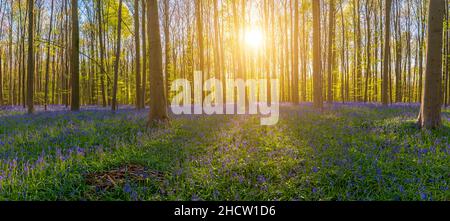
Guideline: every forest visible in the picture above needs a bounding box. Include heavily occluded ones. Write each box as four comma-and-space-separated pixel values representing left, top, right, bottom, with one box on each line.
0, 0, 449, 201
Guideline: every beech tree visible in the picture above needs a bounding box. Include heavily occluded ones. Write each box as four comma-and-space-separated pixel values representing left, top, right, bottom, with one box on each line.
26, 0, 34, 114
382, 0, 392, 106
134, 0, 142, 109
71, 0, 80, 111
111, 0, 123, 111
327, 0, 335, 104
418, 0, 445, 129
312, 0, 323, 110
44, 0, 54, 111
147, 0, 168, 123
292, 0, 300, 104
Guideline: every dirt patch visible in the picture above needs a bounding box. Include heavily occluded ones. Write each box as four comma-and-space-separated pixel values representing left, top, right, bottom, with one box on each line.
85, 164, 165, 191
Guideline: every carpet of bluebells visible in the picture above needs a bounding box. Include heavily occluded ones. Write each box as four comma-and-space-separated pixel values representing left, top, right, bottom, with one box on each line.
0, 104, 449, 201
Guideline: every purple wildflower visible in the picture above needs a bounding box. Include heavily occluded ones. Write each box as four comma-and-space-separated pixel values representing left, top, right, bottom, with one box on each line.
312, 166, 319, 173
257, 175, 267, 183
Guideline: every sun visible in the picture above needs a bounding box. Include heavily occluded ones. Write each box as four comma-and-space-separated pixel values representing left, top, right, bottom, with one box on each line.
245, 28, 264, 49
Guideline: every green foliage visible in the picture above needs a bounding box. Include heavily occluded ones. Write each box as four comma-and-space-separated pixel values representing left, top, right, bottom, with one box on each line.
104, 0, 133, 37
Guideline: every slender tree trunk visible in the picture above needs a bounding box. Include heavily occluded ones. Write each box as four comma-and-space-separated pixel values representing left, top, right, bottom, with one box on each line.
214, 0, 226, 104
20, 0, 26, 108
418, 1, 425, 103
354, 0, 362, 101
418, 0, 445, 129
71, 0, 80, 111
382, 0, 392, 106
97, 0, 107, 107
52, 44, 56, 105
363, 0, 371, 103
292, 0, 300, 104
195, 0, 204, 103
213, 0, 221, 92
63, 0, 69, 107
164, 0, 171, 105
44, 0, 54, 111
141, 0, 147, 107
266, 0, 272, 104
134, 0, 142, 109
301, 5, 307, 102
27, 0, 34, 114
327, 0, 335, 104
8, 1, 13, 105
394, 0, 402, 103
111, 0, 123, 111
147, 0, 168, 123
340, 0, 346, 103
407, 0, 412, 103
312, 0, 323, 110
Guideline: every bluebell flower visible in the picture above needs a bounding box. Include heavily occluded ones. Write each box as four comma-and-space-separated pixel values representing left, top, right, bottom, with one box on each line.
257, 175, 267, 183
124, 183, 132, 193
312, 166, 319, 173
420, 192, 427, 200
191, 194, 201, 201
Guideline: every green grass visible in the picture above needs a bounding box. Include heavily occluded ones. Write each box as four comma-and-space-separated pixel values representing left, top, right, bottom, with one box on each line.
0, 104, 449, 201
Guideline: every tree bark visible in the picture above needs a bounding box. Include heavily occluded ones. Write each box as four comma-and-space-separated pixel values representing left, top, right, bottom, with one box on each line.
382, 0, 392, 106
141, 0, 147, 107
312, 0, 323, 109
134, 0, 142, 109
147, 0, 169, 123
195, 0, 204, 103
27, 0, 34, 114
394, 0, 402, 103
327, 0, 335, 104
292, 0, 299, 104
363, 0, 371, 103
96, 0, 107, 107
71, 0, 80, 111
418, 0, 445, 129
163, 0, 171, 105
44, 0, 54, 111
111, 0, 123, 111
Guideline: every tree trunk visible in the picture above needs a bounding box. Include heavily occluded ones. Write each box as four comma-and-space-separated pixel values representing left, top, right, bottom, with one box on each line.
213, 0, 221, 87
301, 6, 307, 102
27, 0, 34, 114
292, 0, 299, 104
164, 0, 171, 105
71, 0, 80, 111
312, 0, 323, 110
394, 0, 402, 103
134, 0, 142, 109
354, 0, 362, 101
147, 0, 168, 123
111, 0, 123, 111
418, 1, 425, 103
141, 0, 147, 107
44, 0, 54, 111
418, 0, 445, 129
363, 0, 371, 103
96, 0, 107, 107
327, 0, 335, 104
382, 0, 392, 106
195, 0, 204, 103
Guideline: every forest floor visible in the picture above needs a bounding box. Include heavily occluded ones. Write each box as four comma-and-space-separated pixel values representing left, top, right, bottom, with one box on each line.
0, 103, 449, 200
